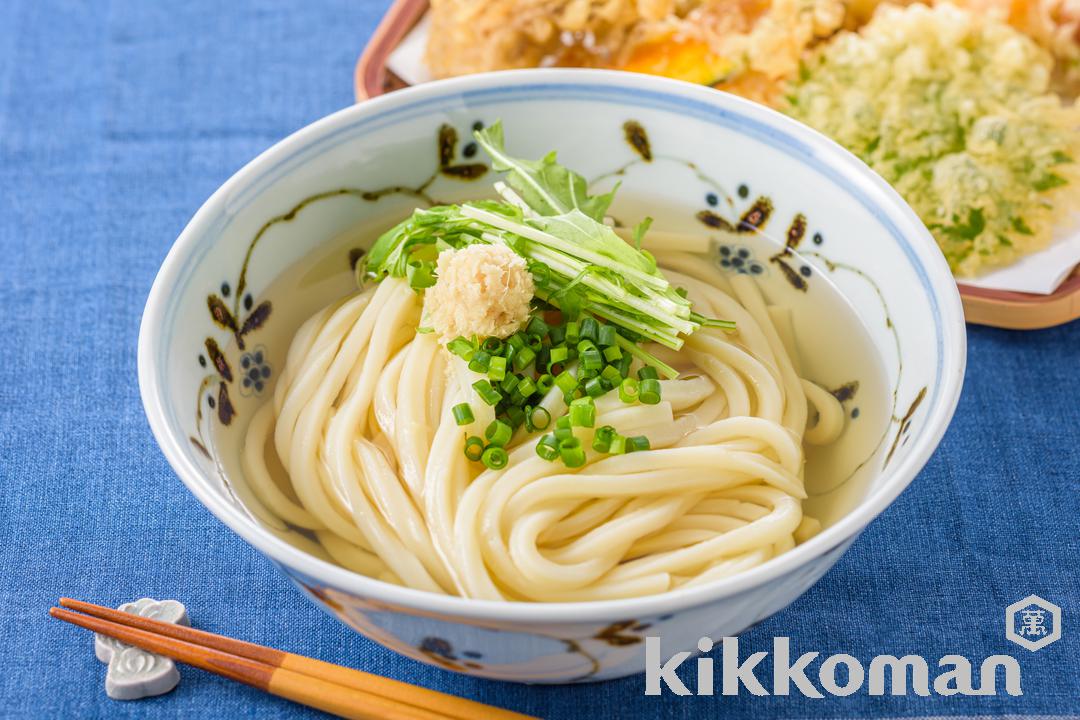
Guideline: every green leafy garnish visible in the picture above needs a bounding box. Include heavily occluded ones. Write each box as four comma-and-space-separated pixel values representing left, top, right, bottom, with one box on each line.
473, 122, 616, 222
366, 121, 735, 377
631, 217, 653, 250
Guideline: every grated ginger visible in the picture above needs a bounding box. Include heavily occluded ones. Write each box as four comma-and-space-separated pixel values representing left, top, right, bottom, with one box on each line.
423, 244, 535, 342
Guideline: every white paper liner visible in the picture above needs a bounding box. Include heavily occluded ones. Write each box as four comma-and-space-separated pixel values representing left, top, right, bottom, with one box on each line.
387, 14, 433, 86
957, 218, 1080, 295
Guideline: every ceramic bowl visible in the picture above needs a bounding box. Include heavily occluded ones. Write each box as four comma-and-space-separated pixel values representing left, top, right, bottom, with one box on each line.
139, 69, 966, 683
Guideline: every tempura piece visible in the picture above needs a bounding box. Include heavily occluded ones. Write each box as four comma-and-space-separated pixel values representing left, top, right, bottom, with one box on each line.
785, 3, 1080, 276
425, 0, 846, 105
620, 0, 846, 104
425, 0, 672, 78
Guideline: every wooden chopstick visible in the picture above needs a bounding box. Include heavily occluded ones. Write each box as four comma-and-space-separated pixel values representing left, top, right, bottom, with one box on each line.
58, 598, 530, 720
51, 607, 446, 720
51, 601, 538, 720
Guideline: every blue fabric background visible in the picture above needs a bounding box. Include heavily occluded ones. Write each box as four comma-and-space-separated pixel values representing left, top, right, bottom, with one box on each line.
0, 1, 1077, 717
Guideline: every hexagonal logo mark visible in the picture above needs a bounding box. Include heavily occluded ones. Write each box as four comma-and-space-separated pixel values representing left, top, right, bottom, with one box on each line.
1006, 595, 1061, 651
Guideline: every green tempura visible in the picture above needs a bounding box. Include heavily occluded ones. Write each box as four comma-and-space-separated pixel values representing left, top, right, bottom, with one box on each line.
785, 3, 1080, 276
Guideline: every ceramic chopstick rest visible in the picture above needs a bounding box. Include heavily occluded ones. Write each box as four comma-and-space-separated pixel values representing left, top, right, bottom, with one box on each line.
93, 598, 189, 700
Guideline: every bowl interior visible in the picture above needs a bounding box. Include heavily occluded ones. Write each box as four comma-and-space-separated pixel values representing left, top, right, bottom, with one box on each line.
140, 69, 964, 617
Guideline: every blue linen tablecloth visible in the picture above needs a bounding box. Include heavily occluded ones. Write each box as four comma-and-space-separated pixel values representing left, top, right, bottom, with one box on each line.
0, 1, 1077, 717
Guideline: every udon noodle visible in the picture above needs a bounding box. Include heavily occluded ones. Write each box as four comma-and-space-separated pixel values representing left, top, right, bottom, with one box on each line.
241, 249, 846, 601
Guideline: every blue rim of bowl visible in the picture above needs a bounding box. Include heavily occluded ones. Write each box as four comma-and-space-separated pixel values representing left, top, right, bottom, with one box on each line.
139, 68, 966, 623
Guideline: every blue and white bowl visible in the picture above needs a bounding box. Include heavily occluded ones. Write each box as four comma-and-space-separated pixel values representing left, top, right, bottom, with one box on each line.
139, 69, 965, 683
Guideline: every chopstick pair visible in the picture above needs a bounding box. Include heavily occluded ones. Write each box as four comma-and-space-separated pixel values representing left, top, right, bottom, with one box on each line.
51, 598, 537, 720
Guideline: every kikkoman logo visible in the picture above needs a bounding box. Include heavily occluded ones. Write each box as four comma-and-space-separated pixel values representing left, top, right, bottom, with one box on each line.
645, 637, 1023, 697
1006, 595, 1061, 652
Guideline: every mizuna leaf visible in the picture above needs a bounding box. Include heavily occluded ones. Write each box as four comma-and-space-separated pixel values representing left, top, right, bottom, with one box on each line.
631, 217, 653, 251
473, 120, 616, 222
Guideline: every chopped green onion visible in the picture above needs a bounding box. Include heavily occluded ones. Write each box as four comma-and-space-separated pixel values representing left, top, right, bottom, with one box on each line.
627, 435, 651, 452
447, 337, 475, 360
580, 317, 598, 342
615, 354, 633, 378
584, 377, 606, 398
485, 419, 512, 447
488, 356, 507, 382
516, 375, 537, 398
638, 366, 659, 381
555, 371, 577, 398
600, 365, 623, 387
482, 445, 509, 470
639, 378, 661, 404
559, 437, 586, 467
536, 374, 555, 394
602, 345, 622, 362
548, 346, 569, 366
505, 405, 526, 429
593, 425, 616, 453
464, 435, 485, 461
598, 324, 617, 347
569, 397, 596, 428
452, 403, 474, 426
482, 337, 504, 354
581, 347, 603, 371
512, 347, 536, 372
472, 379, 502, 406
526, 335, 543, 352
526, 316, 549, 337
468, 351, 491, 373
609, 434, 627, 454
554, 415, 574, 441
536, 434, 559, 461
499, 373, 520, 393
619, 377, 639, 403
548, 325, 566, 345
529, 406, 551, 430
565, 321, 580, 344
507, 333, 526, 351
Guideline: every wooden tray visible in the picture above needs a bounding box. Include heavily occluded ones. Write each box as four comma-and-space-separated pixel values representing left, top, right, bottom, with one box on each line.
354, 0, 1080, 330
